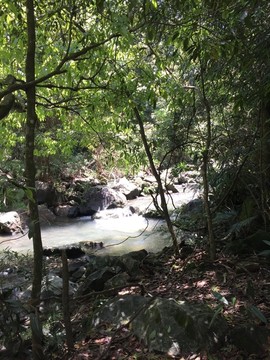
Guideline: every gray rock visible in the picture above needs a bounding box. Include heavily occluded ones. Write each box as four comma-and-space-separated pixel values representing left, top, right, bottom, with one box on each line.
54, 205, 73, 217
41, 274, 77, 299
67, 205, 80, 218
38, 204, 56, 225
77, 266, 117, 293
92, 295, 228, 356
36, 181, 58, 207
112, 177, 141, 200
120, 250, 148, 276
83, 255, 123, 275
79, 186, 127, 216
105, 272, 131, 289
70, 266, 86, 282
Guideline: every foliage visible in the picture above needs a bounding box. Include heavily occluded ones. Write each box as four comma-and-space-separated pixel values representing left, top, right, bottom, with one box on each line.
211, 289, 267, 326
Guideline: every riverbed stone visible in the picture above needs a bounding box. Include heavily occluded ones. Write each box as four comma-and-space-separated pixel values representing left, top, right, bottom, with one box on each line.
36, 181, 59, 207
38, 204, 56, 225
112, 177, 141, 200
0, 211, 22, 234
79, 186, 127, 216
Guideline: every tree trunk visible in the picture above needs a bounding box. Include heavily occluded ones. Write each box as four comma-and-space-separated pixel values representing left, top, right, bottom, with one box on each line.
200, 60, 216, 261
25, 1, 44, 358
133, 106, 180, 257
259, 101, 270, 225
61, 250, 74, 352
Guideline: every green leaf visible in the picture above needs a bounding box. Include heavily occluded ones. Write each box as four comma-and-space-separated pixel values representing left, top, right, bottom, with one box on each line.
212, 290, 229, 306
151, 0, 158, 9
209, 304, 223, 329
258, 250, 270, 256
248, 305, 267, 324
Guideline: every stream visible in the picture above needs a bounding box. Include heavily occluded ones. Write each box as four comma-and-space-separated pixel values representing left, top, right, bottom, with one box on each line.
0, 184, 200, 255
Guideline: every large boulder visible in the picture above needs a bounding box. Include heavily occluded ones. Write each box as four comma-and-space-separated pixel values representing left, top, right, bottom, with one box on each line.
92, 295, 228, 357
112, 177, 141, 200
0, 211, 22, 234
38, 204, 56, 225
35, 181, 59, 207
79, 186, 127, 216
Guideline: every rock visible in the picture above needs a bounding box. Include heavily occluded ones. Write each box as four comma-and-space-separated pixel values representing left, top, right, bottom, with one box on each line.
112, 177, 141, 200
77, 266, 118, 293
120, 256, 141, 277
67, 205, 80, 218
54, 205, 74, 217
79, 186, 127, 216
70, 266, 86, 282
68, 259, 88, 275
80, 242, 104, 255
105, 272, 131, 289
165, 183, 179, 193
43, 246, 85, 259
0, 211, 22, 234
92, 295, 228, 357
36, 181, 59, 207
84, 255, 124, 276
38, 205, 56, 225
41, 274, 77, 299
182, 198, 204, 213
122, 249, 148, 262
178, 174, 188, 184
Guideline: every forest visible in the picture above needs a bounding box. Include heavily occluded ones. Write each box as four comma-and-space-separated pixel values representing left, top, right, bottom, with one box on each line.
0, 0, 270, 359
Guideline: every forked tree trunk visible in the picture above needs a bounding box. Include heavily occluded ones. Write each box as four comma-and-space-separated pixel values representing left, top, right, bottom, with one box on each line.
25, 1, 44, 358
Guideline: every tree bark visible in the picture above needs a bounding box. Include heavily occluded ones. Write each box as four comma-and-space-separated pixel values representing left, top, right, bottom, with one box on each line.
200, 61, 216, 261
25, 0, 44, 358
61, 250, 74, 352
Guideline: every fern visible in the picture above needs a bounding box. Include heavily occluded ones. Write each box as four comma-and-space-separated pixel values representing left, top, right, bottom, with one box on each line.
229, 215, 258, 236
213, 210, 237, 224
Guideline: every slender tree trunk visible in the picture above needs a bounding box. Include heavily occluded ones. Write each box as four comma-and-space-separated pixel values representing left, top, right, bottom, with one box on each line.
61, 250, 74, 352
133, 106, 180, 257
200, 62, 216, 261
259, 101, 270, 225
25, 1, 44, 358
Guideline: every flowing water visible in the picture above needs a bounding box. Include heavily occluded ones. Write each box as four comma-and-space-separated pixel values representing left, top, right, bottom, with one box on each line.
0, 185, 200, 256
